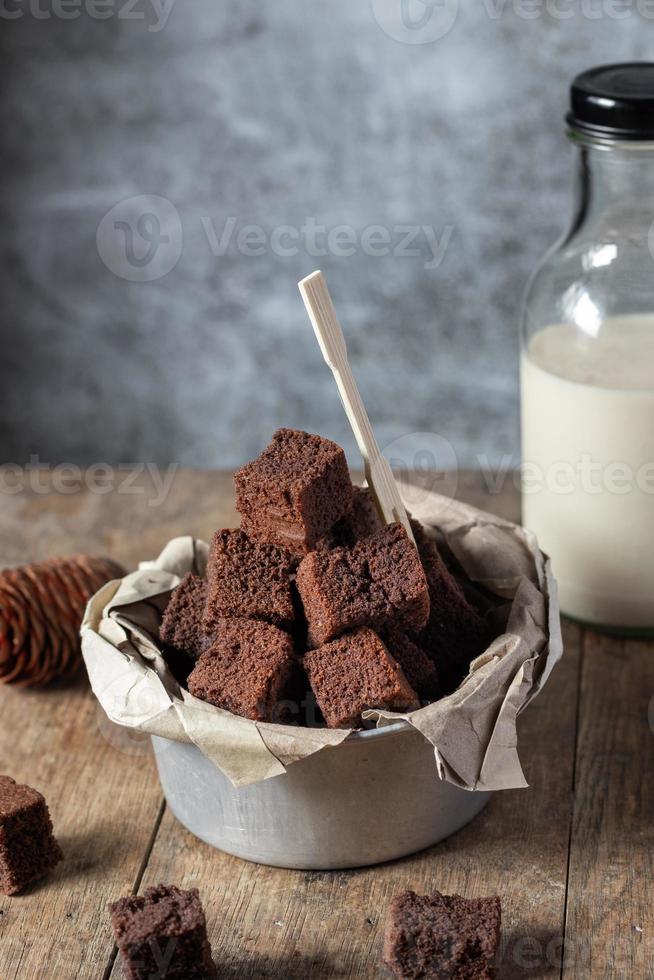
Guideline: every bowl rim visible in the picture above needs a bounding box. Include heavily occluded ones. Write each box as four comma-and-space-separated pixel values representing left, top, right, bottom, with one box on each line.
346, 719, 412, 741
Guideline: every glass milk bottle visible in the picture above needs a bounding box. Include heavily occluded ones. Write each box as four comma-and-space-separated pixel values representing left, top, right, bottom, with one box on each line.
521, 63, 654, 633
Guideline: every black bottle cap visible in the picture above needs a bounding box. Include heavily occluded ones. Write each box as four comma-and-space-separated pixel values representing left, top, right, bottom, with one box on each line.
568, 63, 654, 141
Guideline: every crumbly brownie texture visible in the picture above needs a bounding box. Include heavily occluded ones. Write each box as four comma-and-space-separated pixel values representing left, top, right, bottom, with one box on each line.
109, 884, 215, 980
319, 485, 384, 549
188, 619, 296, 723
0, 776, 63, 896
234, 428, 354, 554
296, 523, 430, 647
383, 889, 501, 980
204, 529, 296, 633
160, 573, 210, 662
381, 628, 439, 703
304, 628, 419, 728
412, 521, 489, 695
349, 485, 384, 539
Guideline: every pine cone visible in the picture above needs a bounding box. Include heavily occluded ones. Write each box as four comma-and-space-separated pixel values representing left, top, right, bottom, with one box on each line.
0, 555, 125, 687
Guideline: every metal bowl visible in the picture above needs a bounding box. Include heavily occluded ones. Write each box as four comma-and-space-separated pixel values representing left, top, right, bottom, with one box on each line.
152, 722, 490, 870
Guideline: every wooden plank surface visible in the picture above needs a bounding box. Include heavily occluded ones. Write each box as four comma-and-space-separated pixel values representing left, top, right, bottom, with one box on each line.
0, 679, 163, 980
113, 619, 580, 980
562, 633, 654, 979
0, 469, 650, 979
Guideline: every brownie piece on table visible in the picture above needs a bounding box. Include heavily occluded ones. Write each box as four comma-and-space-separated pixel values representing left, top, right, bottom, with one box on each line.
188, 619, 296, 723
0, 776, 63, 895
380, 628, 440, 704
109, 883, 215, 980
160, 573, 209, 663
412, 521, 490, 694
383, 889, 502, 979
304, 628, 419, 728
234, 428, 353, 554
204, 529, 296, 634
296, 523, 430, 647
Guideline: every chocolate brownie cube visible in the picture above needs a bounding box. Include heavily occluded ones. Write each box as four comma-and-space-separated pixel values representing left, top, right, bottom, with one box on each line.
204, 529, 296, 633
296, 523, 430, 647
234, 428, 353, 554
412, 521, 490, 694
304, 628, 419, 728
160, 573, 210, 663
348, 485, 384, 540
109, 883, 215, 980
318, 485, 384, 549
380, 628, 440, 703
0, 776, 63, 895
383, 889, 502, 980
188, 619, 296, 723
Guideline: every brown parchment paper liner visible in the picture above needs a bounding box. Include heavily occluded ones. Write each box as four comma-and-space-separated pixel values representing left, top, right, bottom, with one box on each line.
81, 487, 562, 791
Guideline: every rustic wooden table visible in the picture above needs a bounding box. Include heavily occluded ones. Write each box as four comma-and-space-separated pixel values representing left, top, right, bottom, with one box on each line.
0, 470, 652, 980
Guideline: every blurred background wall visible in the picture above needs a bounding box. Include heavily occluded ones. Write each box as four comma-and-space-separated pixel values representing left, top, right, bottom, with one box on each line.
0, 1, 649, 471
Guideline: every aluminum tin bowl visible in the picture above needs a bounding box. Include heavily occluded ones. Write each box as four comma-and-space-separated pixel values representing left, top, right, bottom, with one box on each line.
152, 721, 490, 870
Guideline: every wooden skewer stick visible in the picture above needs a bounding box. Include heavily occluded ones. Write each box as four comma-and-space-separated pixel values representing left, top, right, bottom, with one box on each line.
298, 270, 415, 543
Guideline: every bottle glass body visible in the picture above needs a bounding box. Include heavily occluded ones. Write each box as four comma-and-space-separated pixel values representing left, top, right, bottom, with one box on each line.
520, 136, 654, 632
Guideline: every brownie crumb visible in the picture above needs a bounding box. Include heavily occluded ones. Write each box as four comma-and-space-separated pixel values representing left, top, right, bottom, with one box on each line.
188, 619, 296, 723
109, 883, 215, 980
0, 776, 63, 896
204, 529, 296, 632
304, 628, 419, 728
296, 523, 430, 647
234, 428, 354, 554
383, 889, 502, 979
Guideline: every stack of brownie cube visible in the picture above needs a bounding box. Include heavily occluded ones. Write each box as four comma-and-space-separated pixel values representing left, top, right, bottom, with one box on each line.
160, 428, 488, 729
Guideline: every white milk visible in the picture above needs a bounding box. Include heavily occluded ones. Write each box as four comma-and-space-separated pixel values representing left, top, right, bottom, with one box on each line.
521, 315, 654, 629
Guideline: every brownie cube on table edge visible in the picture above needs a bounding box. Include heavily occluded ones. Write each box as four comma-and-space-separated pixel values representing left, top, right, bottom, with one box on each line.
383, 889, 502, 980
109, 883, 215, 980
0, 776, 63, 896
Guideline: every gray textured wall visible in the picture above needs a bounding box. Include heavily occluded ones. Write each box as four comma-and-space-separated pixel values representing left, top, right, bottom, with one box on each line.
0, 2, 649, 471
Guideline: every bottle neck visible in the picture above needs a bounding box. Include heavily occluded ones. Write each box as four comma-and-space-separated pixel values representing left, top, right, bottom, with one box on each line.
570, 138, 654, 234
